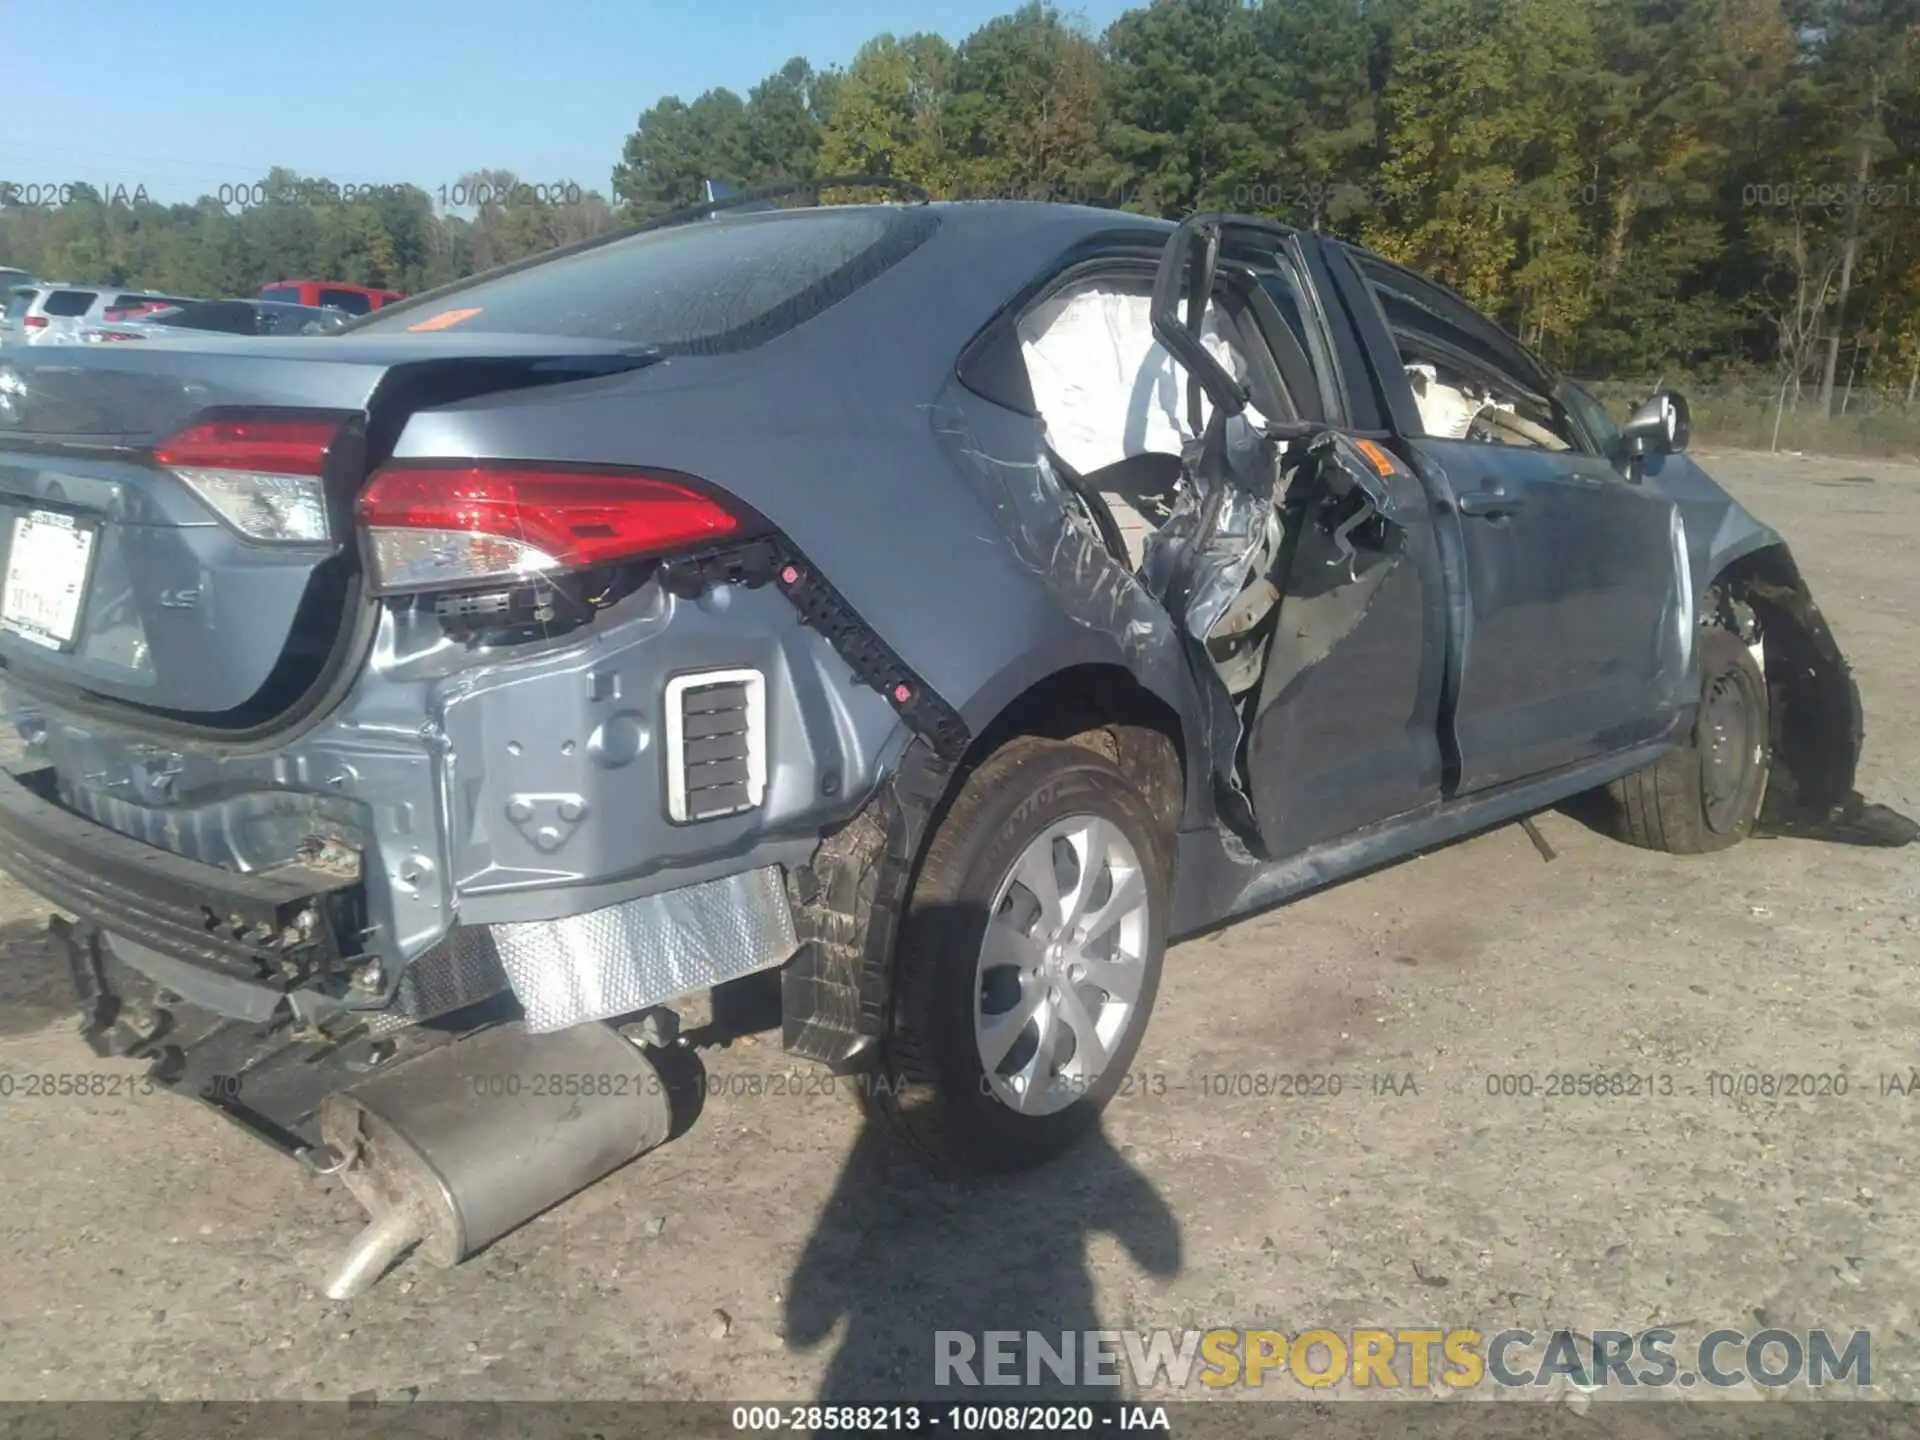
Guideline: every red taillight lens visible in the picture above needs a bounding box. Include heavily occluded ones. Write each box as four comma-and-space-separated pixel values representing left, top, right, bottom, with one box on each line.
22, 316, 45, 329
155, 414, 344, 543
156, 416, 338, 475
357, 464, 741, 594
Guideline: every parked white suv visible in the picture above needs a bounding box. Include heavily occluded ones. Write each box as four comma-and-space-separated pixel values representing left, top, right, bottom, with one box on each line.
3, 285, 197, 346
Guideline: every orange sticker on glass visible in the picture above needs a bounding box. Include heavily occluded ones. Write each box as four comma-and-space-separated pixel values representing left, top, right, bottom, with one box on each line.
407, 307, 483, 332
1354, 438, 1397, 477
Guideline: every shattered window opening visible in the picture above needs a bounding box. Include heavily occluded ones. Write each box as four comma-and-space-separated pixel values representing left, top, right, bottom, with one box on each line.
1357, 259, 1584, 453
1012, 261, 1322, 574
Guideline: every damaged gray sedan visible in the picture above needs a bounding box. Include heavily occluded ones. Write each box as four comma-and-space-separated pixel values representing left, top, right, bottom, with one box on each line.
0, 194, 1891, 1295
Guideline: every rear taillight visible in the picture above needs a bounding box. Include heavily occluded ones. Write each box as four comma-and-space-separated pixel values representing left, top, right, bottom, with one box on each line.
357, 464, 740, 594
22, 316, 45, 329
155, 415, 343, 544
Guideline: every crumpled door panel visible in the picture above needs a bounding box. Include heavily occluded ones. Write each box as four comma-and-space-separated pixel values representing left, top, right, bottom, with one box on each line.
1242, 431, 1449, 857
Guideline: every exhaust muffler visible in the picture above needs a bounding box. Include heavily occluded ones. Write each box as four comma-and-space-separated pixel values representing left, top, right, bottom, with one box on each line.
317, 1019, 673, 1298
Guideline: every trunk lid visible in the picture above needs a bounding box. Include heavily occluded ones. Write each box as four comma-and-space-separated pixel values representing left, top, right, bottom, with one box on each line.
0, 334, 661, 730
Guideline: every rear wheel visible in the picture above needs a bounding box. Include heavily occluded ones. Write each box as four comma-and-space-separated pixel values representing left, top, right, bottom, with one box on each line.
866, 736, 1170, 1174
1601, 625, 1770, 854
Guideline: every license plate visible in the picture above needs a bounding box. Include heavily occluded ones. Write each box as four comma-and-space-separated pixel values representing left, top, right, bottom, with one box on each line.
1, 509, 96, 650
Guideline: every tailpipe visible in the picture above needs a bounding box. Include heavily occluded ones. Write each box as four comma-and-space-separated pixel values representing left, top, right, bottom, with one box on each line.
317, 1019, 672, 1299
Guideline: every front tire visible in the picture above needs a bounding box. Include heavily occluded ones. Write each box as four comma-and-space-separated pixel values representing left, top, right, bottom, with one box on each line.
1602, 625, 1770, 854
866, 736, 1171, 1175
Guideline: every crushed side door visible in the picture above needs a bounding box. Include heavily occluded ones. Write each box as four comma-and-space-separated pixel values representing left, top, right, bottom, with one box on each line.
1137, 215, 1448, 852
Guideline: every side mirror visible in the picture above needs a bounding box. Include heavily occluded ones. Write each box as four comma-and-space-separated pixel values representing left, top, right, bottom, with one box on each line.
1621, 389, 1690, 457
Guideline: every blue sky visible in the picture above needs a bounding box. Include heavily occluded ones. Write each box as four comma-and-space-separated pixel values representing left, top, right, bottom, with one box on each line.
4, 0, 1133, 206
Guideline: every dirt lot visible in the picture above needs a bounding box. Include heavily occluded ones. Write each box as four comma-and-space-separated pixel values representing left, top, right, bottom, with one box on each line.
0, 447, 1915, 1408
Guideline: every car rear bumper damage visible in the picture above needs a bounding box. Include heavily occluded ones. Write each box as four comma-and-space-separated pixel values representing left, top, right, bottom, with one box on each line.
0, 760, 467, 1153
0, 531, 981, 1139
52, 913, 498, 1157
45, 908, 689, 1302
0, 547, 959, 1298
0, 764, 364, 996
0, 754, 793, 1156
0, 730, 820, 1041
2, 549, 914, 978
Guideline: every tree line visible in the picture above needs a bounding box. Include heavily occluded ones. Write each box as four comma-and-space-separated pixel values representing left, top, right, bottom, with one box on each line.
4, 0, 1916, 410
0, 166, 617, 305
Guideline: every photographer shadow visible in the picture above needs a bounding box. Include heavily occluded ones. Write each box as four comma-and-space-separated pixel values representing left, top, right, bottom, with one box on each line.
785, 1119, 1180, 1405
782, 887, 1183, 1407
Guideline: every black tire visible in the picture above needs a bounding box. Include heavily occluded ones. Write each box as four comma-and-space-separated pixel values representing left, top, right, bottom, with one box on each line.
1601, 625, 1770, 854
866, 736, 1171, 1175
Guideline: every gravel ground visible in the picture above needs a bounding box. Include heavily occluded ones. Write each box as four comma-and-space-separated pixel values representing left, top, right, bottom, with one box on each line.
0, 447, 1914, 1409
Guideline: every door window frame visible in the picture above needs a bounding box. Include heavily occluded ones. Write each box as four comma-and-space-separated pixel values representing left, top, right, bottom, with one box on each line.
1327, 243, 1607, 458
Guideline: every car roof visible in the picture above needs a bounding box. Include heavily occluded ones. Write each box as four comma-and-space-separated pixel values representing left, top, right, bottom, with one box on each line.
817, 198, 1174, 238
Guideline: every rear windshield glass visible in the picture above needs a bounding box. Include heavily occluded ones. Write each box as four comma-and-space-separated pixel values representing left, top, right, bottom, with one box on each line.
260, 286, 304, 304
42, 291, 98, 317
357, 206, 939, 353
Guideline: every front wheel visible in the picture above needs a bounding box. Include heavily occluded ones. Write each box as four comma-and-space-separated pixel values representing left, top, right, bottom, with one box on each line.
1600, 625, 1771, 854
866, 736, 1171, 1174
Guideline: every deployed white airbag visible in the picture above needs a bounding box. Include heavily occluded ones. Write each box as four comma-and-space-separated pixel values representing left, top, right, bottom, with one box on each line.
1406, 362, 1570, 450
1017, 283, 1244, 478
1406, 363, 1483, 440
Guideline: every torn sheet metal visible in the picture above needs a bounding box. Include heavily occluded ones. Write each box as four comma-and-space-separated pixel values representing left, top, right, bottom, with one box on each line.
1145, 473, 1273, 643
489, 864, 799, 1033
930, 391, 1248, 829
1142, 411, 1284, 642
931, 395, 1174, 657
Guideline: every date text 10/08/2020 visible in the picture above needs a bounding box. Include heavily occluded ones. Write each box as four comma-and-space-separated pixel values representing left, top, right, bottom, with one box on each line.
728, 1405, 1166, 1433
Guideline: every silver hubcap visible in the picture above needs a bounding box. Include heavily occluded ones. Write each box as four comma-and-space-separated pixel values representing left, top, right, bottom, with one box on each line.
974, 813, 1151, 1116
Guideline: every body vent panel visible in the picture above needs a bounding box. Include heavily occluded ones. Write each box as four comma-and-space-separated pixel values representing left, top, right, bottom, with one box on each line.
664, 669, 767, 822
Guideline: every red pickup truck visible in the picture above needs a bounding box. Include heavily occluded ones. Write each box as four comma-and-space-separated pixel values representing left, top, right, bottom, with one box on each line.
258, 280, 405, 316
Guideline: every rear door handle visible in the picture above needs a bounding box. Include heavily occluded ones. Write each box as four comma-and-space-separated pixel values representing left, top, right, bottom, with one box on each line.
1456, 486, 1527, 519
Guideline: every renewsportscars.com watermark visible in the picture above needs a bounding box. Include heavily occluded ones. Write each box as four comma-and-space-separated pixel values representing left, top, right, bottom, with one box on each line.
935, 1327, 1871, 1391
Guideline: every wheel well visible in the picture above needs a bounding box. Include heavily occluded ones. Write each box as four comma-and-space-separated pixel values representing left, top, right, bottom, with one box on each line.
1707, 543, 1862, 821
956, 664, 1188, 836
1710, 542, 1803, 597
779, 667, 1189, 1071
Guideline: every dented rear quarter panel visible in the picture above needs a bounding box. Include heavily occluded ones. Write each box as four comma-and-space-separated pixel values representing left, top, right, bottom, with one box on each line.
388, 205, 1218, 823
